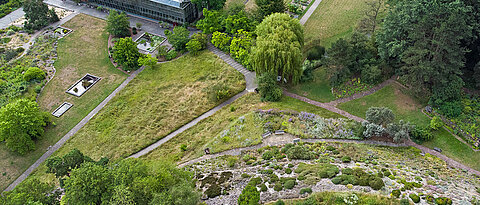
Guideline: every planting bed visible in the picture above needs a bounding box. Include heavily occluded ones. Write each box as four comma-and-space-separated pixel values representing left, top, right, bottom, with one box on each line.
65, 74, 100, 97
134, 32, 165, 53
51, 102, 73, 117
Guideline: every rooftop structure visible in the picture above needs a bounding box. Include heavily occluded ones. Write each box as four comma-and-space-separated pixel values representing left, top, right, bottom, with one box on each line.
89, 0, 197, 24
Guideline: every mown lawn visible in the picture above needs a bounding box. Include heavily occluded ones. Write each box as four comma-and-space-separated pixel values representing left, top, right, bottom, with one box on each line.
0, 14, 127, 191
303, 0, 370, 47
142, 93, 344, 163
288, 67, 335, 103
338, 84, 480, 171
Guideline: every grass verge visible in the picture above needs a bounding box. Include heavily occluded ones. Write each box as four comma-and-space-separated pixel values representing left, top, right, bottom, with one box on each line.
0, 14, 127, 191
287, 67, 335, 103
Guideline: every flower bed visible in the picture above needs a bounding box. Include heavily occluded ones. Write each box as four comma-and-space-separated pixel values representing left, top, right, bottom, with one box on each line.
332, 77, 373, 98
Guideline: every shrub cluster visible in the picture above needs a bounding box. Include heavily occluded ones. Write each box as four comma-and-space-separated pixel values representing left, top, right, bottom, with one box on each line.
330, 168, 384, 190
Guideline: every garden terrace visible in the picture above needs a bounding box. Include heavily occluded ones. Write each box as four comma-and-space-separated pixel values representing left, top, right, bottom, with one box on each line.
185, 142, 480, 204
0, 14, 127, 191
338, 83, 480, 171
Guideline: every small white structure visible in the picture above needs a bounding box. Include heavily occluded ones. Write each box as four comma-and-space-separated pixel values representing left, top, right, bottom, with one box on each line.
66, 74, 100, 97
52, 102, 73, 117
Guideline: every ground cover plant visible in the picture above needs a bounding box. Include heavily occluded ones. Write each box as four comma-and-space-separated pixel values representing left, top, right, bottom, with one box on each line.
142, 93, 343, 163
0, 14, 127, 191
338, 84, 480, 171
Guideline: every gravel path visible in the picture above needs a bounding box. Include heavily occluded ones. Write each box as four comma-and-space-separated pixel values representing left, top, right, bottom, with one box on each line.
4, 66, 145, 192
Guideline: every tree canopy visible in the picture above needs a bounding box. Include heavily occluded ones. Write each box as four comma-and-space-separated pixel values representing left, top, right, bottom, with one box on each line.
113, 37, 142, 71
106, 10, 131, 37
23, 0, 59, 32
167, 26, 190, 51
255, 0, 286, 19
377, 0, 472, 105
251, 13, 303, 84
0, 99, 49, 154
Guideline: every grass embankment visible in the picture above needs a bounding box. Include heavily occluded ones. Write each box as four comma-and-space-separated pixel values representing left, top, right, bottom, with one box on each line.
338, 84, 480, 171
29, 49, 245, 185
288, 68, 335, 103
303, 0, 370, 47
142, 93, 344, 163
0, 14, 127, 191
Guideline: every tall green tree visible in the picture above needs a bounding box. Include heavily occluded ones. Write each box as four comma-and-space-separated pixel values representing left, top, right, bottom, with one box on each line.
23, 0, 59, 32
192, 0, 226, 10
106, 10, 131, 37
224, 11, 257, 34
256, 72, 282, 102
196, 9, 224, 34
0, 99, 49, 154
113, 37, 142, 71
378, 0, 471, 105
251, 13, 303, 84
230, 29, 253, 68
0, 178, 59, 205
255, 0, 285, 19
167, 26, 190, 51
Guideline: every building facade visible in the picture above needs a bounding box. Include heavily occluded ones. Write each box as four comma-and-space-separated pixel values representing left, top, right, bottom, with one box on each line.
89, 0, 197, 24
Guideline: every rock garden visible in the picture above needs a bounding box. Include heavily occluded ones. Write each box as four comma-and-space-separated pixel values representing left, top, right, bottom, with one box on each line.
186, 142, 480, 205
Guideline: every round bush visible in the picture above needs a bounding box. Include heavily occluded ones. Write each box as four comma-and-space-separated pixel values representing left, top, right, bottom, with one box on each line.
369, 177, 384, 190
285, 168, 292, 174
299, 187, 312, 194
331, 176, 342, 185
342, 168, 353, 175
400, 199, 410, 205
284, 180, 295, 189
391, 189, 401, 198
262, 150, 274, 160
341, 156, 352, 163
274, 183, 283, 191
409, 193, 420, 203
23, 67, 45, 81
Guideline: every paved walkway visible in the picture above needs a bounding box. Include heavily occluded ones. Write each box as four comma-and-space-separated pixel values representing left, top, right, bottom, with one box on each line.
0, 8, 24, 29
207, 43, 257, 92
4, 66, 145, 192
300, 0, 323, 25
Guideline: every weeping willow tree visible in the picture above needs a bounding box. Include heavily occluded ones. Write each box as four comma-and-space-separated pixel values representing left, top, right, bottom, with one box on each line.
251, 13, 304, 84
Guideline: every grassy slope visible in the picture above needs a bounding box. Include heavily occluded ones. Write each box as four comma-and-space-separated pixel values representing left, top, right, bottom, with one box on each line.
29, 50, 245, 185
338, 84, 480, 171
288, 67, 335, 103
0, 14, 127, 190
303, 0, 369, 47
142, 93, 344, 163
